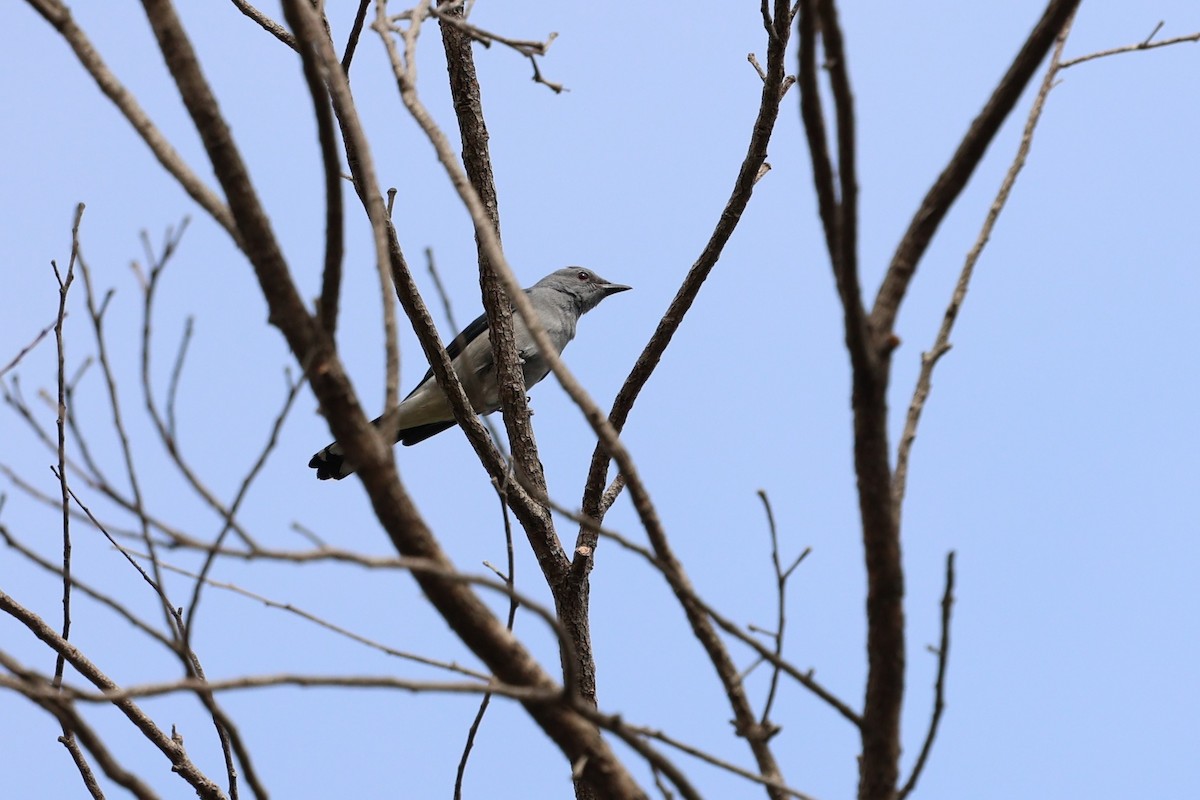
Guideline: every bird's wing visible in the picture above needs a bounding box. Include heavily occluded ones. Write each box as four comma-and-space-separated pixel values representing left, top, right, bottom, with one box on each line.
404, 309, 491, 399
404, 289, 534, 399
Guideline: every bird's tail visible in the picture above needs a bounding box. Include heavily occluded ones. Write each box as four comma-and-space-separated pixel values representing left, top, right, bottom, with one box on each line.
308, 418, 458, 480
308, 443, 352, 481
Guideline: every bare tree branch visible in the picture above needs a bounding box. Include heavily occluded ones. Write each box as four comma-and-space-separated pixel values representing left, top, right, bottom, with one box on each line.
51, 204, 82, 690
228, 0, 295, 48
0, 651, 159, 800
898, 552, 956, 800
1058, 24, 1200, 69
341, 1, 372, 72
756, 490, 811, 730
871, 0, 1082, 338
23, 0, 238, 240
0, 590, 227, 799
894, 12, 1076, 509
432, 0, 566, 601
0, 316, 59, 380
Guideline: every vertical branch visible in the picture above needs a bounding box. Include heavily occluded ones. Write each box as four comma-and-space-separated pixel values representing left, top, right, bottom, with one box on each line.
373, 1, 569, 572
434, 0, 552, 517
897, 551, 956, 800
46, 201, 103, 800
798, 3, 904, 796
307, 27, 346, 340
794, 3, 1080, 798
756, 489, 810, 728
298, 0, 529, 511
51, 203, 83, 689
816, 0, 863, 340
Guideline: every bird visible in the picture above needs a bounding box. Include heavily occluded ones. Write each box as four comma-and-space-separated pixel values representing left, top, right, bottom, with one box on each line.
308, 267, 631, 480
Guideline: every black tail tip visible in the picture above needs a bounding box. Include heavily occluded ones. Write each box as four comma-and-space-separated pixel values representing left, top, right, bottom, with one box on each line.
309, 453, 345, 481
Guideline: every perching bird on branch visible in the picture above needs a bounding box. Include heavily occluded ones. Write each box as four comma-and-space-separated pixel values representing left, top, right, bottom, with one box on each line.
308, 267, 631, 480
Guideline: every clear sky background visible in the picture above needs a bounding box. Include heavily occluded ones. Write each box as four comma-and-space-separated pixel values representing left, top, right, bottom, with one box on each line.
2, 2, 1198, 799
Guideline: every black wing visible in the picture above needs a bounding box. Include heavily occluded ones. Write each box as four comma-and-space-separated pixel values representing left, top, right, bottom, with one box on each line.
404, 309, 491, 399
398, 420, 457, 446
404, 288, 533, 399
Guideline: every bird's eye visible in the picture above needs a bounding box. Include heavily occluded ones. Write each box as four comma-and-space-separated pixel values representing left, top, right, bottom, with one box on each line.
577, 270, 591, 281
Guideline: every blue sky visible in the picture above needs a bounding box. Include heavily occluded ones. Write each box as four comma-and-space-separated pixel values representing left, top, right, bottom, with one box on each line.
2, 2, 1198, 798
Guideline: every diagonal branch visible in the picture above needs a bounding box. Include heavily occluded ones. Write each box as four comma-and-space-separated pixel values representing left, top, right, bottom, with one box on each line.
0, 652, 159, 800
894, 14, 1075, 509
24, 0, 238, 241
870, 0, 1082, 338
578, 0, 797, 529
0, 590, 227, 799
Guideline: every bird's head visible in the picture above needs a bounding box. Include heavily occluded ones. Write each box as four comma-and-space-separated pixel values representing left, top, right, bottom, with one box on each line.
535, 267, 631, 314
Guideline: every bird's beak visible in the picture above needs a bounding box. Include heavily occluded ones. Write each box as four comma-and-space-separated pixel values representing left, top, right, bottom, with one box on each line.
602, 282, 632, 295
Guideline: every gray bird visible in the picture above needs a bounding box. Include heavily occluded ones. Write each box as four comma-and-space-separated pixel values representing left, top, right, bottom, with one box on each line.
308, 267, 631, 480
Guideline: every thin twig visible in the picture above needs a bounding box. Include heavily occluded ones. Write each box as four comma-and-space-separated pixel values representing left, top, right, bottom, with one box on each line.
0, 317, 59, 379
165, 314, 193, 440
0, 590, 227, 799
454, 485, 519, 797
294, 5, 346, 341
116, 543, 490, 678
51, 203, 83, 689
871, 0, 1081, 337
1059, 27, 1200, 69
229, 0, 296, 48
19, 672, 555, 704
49, 204, 85, 792
756, 490, 811, 729
423, 3, 564, 91
894, 12, 1076, 510
595, 523, 860, 728
897, 551, 956, 800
